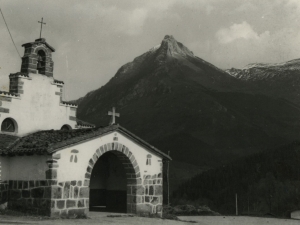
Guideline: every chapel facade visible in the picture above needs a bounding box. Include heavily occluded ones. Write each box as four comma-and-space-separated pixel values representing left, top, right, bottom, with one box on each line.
0, 38, 170, 217
0, 38, 93, 136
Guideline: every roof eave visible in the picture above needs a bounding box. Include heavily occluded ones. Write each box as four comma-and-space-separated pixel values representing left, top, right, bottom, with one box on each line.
116, 125, 172, 161
3, 125, 172, 161
22, 41, 55, 52
48, 125, 172, 160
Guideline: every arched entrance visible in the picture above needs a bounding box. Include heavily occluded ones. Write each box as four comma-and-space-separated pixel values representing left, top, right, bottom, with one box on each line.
86, 143, 141, 214
90, 151, 127, 212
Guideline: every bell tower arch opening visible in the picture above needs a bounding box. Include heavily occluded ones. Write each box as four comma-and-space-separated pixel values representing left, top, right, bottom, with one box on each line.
37, 50, 46, 75
21, 38, 55, 77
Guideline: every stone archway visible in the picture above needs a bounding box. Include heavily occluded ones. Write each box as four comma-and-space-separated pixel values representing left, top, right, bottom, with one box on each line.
89, 151, 127, 212
85, 142, 141, 214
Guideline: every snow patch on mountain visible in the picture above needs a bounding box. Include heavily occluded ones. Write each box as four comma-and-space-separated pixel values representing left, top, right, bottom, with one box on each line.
149, 44, 161, 52
226, 58, 300, 81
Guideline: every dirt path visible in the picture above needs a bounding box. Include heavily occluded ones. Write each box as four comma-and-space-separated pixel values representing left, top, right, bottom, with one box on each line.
1, 214, 300, 225
0, 212, 190, 225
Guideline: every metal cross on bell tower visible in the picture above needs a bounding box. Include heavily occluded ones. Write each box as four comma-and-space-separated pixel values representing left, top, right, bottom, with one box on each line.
38, 17, 46, 39
108, 107, 120, 125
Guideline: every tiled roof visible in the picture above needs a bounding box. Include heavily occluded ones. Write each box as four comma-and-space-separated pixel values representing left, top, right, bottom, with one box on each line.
54, 79, 64, 85
0, 134, 19, 151
9, 72, 30, 78
0, 91, 19, 97
0, 125, 171, 160
76, 119, 95, 128
61, 101, 77, 107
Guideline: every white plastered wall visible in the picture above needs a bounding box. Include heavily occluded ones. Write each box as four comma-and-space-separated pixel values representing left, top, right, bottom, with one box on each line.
0, 156, 10, 181
55, 131, 163, 182
0, 73, 77, 136
8, 155, 49, 180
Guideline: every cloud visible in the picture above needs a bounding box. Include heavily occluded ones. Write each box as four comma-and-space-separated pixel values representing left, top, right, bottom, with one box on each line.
216, 21, 269, 44
117, 8, 148, 36
0, 25, 22, 80
234, 2, 258, 12
209, 19, 300, 69
71, 2, 149, 36
2, 0, 300, 99
286, 0, 300, 9
145, 0, 177, 11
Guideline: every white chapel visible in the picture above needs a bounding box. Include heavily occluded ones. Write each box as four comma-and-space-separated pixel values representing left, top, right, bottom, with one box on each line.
0, 38, 171, 218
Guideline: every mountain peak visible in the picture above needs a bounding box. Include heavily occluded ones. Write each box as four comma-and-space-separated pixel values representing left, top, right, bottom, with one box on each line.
160, 35, 194, 58
163, 35, 175, 41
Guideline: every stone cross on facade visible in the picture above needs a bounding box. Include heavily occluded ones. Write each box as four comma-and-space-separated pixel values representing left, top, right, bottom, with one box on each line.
108, 107, 120, 125
38, 17, 46, 39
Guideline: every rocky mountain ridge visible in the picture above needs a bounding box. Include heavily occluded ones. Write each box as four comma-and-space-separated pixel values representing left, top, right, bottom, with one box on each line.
76, 35, 300, 172
226, 59, 300, 105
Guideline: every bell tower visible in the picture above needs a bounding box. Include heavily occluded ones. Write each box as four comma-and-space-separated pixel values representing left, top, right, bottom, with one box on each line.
20, 38, 55, 77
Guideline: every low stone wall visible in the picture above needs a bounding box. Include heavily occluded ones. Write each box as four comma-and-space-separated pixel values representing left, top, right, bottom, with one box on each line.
7, 179, 53, 215
0, 179, 89, 217
50, 179, 89, 218
0, 181, 8, 204
0, 175, 163, 217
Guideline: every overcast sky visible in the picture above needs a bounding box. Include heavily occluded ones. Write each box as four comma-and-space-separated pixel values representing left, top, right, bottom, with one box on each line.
0, 0, 299, 100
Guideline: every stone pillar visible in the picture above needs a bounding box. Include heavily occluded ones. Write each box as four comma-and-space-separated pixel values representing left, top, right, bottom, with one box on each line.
9, 77, 24, 94
46, 154, 60, 217
136, 173, 163, 216
50, 179, 89, 218
49, 153, 89, 218
46, 159, 58, 180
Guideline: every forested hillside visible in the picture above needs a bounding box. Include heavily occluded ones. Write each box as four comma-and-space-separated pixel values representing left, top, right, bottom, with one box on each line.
172, 142, 300, 217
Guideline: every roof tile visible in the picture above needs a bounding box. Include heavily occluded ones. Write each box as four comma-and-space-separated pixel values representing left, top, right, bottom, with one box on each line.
0, 134, 19, 151
0, 125, 171, 160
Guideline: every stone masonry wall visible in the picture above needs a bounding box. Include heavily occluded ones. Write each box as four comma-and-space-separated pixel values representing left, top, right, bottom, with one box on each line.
7, 179, 53, 215
0, 179, 89, 217
139, 173, 163, 215
128, 173, 163, 216
0, 181, 8, 205
50, 179, 89, 217
47, 153, 89, 218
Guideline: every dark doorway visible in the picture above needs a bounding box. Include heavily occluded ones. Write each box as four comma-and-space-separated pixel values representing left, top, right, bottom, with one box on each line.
89, 151, 127, 213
